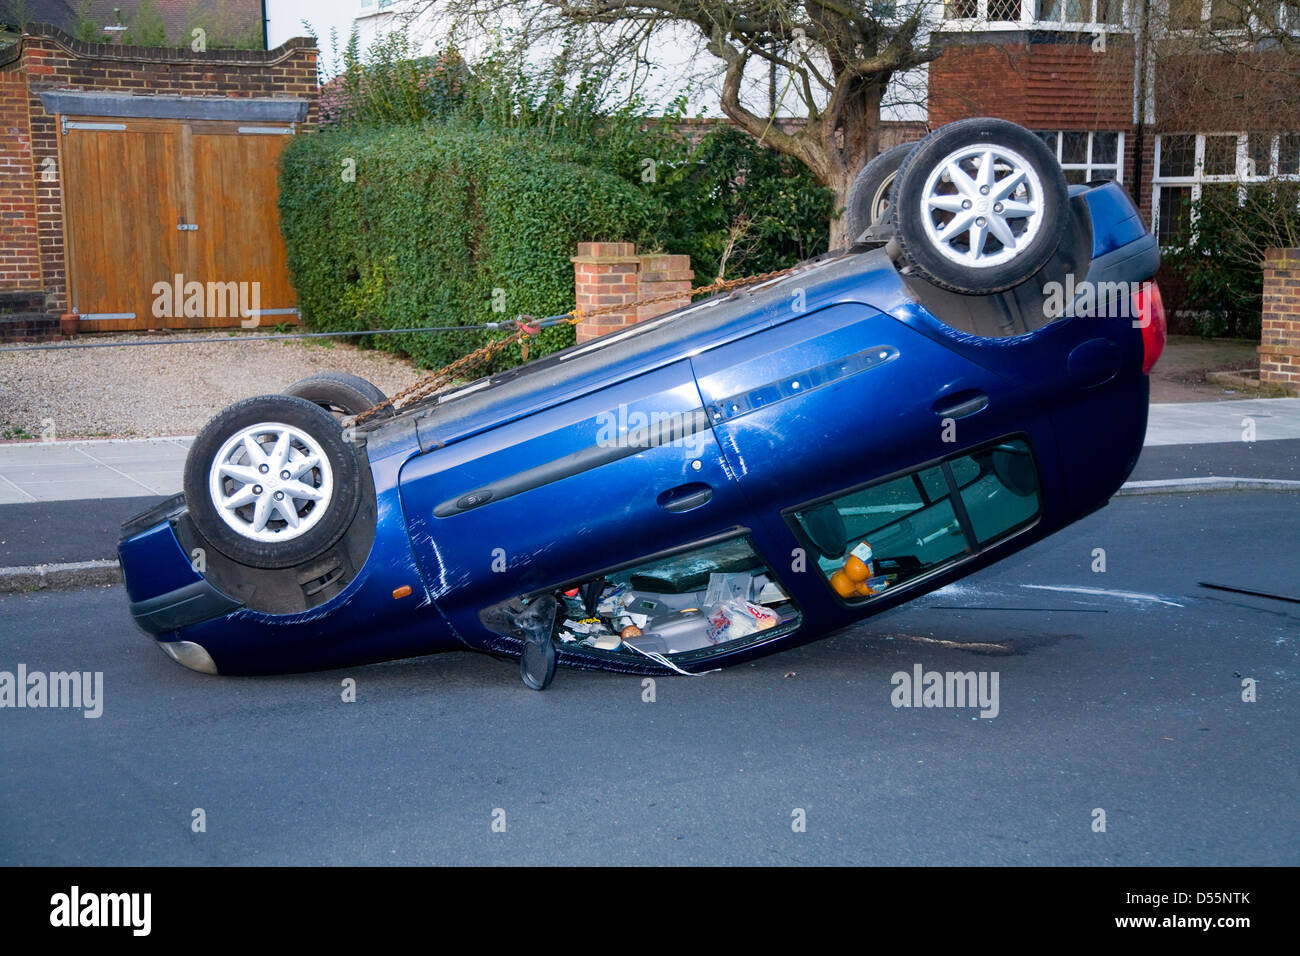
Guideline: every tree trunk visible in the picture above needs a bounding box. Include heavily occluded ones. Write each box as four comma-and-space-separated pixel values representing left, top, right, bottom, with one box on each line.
827, 166, 857, 249
824, 82, 882, 249
711, 38, 886, 251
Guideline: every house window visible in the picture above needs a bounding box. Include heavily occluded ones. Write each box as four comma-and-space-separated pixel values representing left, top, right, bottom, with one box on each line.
1157, 187, 1193, 245
1169, 0, 1294, 27
1208, 0, 1249, 26
1159, 133, 1197, 177
1278, 135, 1300, 176
945, 0, 1023, 19
1036, 130, 1124, 185
1038, 0, 1125, 23
1203, 135, 1238, 176
987, 0, 1024, 17
1152, 131, 1300, 247
1169, 0, 1206, 27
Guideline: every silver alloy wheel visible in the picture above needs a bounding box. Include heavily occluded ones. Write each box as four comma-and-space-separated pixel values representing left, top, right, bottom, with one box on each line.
919, 143, 1045, 268
207, 422, 334, 544
870, 174, 896, 224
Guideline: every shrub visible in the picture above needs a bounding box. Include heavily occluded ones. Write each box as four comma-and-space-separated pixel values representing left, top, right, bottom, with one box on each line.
1166, 180, 1300, 339
278, 125, 661, 370
283, 35, 831, 375
655, 126, 832, 281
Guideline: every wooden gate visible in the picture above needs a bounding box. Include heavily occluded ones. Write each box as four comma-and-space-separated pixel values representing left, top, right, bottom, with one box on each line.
59, 116, 299, 331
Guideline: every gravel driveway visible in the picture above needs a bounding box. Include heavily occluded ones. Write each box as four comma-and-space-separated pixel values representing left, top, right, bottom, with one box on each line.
0, 327, 1273, 440
0, 332, 425, 439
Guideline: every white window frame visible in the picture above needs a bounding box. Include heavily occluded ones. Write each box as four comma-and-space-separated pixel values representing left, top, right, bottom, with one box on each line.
940, 0, 1135, 29
1034, 0, 1131, 28
1036, 129, 1126, 183
1168, 0, 1300, 35
941, 0, 1032, 26
1152, 131, 1300, 246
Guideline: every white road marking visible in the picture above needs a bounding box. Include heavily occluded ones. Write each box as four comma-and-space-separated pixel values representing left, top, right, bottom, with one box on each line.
1019, 584, 1184, 607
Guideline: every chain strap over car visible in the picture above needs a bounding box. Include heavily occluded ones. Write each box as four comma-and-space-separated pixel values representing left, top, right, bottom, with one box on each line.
347, 265, 801, 426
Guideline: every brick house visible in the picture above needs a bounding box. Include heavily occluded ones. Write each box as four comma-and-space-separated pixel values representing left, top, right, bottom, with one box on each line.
1, 0, 265, 47
928, 2, 1300, 292
0, 22, 317, 338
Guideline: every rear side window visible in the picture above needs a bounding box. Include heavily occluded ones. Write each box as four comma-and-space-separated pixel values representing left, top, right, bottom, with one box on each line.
789, 439, 1041, 603
480, 533, 803, 664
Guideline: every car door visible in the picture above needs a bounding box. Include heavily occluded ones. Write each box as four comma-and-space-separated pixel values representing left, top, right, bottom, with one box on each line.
397, 360, 753, 639
688, 301, 1036, 609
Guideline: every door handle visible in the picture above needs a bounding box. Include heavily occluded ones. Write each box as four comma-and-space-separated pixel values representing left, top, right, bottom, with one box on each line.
932, 390, 988, 419
657, 482, 713, 513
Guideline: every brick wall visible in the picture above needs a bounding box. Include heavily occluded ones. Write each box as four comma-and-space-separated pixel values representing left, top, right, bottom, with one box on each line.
1260, 248, 1300, 394
1154, 49, 1300, 134
929, 35, 1134, 131
1, 24, 318, 316
571, 243, 694, 344
0, 65, 40, 291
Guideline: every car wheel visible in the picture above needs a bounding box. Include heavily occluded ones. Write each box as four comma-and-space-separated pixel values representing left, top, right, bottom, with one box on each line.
283, 371, 391, 419
890, 118, 1068, 294
183, 394, 363, 570
844, 142, 916, 244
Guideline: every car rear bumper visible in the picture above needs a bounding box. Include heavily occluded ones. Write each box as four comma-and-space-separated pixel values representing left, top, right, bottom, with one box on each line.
129, 577, 242, 635
119, 501, 239, 634
118, 503, 242, 673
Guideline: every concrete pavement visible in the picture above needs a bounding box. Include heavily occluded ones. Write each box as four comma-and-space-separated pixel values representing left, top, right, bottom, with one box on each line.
1144, 397, 1300, 446
0, 436, 191, 504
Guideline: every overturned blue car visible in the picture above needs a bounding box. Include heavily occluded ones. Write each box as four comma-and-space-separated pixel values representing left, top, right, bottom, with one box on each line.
118, 118, 1166, 689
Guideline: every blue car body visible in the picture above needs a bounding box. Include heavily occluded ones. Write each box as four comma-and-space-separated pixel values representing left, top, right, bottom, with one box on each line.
119, 181, 1161, 678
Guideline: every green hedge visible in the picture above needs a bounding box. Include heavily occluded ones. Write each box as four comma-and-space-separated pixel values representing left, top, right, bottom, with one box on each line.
278, 125, 661, 370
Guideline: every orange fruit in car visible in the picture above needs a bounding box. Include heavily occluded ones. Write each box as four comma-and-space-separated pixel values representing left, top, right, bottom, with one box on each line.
854, 581, 877, 597
830, 571, 856, 598
844, 555, 871, 582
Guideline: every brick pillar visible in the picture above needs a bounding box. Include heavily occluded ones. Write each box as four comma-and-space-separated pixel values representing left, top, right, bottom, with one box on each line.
0, 71, 41, 293
571, 242, 640, 344
1260, 248, 1300, 394
635, 253, 694, 323
571, 244, 695, 343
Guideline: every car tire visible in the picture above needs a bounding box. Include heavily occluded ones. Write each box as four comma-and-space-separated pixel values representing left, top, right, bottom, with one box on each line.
890, 118, 1068, 294
283, 371, 392, 419
844, 142, 917, 244
183, 394, 363, 570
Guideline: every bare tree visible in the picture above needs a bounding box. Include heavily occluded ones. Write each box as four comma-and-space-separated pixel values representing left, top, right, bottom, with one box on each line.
1152, 0, 1300, 131
432, 1, 944, 246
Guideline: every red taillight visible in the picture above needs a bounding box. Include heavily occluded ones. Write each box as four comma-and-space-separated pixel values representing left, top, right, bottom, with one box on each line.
1132, 281, 1166, 374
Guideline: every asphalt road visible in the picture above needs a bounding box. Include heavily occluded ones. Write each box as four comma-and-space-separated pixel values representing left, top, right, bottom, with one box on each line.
0, 490, 1295, 865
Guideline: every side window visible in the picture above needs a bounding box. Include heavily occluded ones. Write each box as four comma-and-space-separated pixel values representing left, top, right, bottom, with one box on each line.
481, 534, 803, 662
790, 439, 1041, 603
958, 442, 1040, 545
